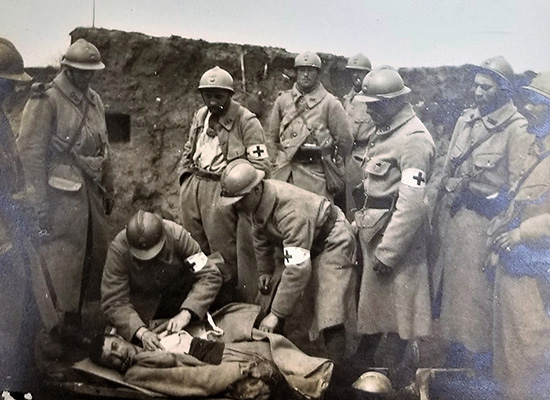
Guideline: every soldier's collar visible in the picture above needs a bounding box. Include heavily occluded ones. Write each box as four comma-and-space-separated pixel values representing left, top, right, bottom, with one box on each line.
53, 72, 96, 106
218, 100, 239, 130
291, 82, 328, 108
465, 100, 518, 129
252, 180, 276, 224
376, 103, 416, 135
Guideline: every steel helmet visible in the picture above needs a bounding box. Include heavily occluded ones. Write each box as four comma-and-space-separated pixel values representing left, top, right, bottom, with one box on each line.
352, 371, 393, 394
346, 53, 372, 71
0, 38, 32, 82
220, 159, 265, 206
294, 52, 322, 69
126, 210, 166, 260
355, 68, 411, 102
61, 39, 105, 71
475, 56, 514, 86
523, 71, 550, 100
198, 66, 234, 93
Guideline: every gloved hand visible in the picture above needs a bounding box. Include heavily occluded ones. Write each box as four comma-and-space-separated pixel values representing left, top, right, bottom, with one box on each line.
258, 274, 272, 295
141, 330, 164, 351
373, 256, 393, 277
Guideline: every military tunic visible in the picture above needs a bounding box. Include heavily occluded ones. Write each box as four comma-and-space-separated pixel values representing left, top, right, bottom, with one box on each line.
432, 100, 530, 353
101, 219, 223, 341
486, 135, 550, 398
17, 71, 114, 317
251, 179, 357, 340
268, 82, 353, 199
355, 104, 434, 339
178, 100, 270, 289
342, 88, 376, 217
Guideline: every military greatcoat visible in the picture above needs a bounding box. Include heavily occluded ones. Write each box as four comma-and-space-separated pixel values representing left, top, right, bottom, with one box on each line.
432, 100, 530, 353
355, 103, 434, 339
101, 219, 223, 341
251, 179, 357, 340
268, 82, 352, 199
17, 70, 114, 317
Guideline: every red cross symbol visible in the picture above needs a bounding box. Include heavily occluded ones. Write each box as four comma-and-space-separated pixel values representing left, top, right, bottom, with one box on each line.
412, 171, 426, 186
284, 249, 292, 263
252, 146, 265, 157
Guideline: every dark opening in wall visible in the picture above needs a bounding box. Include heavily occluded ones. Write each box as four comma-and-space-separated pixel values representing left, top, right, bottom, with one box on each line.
106, 113, 131, 143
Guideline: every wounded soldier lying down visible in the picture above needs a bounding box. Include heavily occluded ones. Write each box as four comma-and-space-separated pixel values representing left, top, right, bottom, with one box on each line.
88, 303, 333, 399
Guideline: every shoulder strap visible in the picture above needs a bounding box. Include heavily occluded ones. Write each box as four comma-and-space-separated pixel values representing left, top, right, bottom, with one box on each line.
49, 84, 91, 155
449, 114, 523, 176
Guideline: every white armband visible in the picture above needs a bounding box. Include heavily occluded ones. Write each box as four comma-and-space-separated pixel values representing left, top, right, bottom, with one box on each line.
247, 144, 269, 159
282, 246, 310, 266
186, 252, 208, 272
401, 168, 427, 188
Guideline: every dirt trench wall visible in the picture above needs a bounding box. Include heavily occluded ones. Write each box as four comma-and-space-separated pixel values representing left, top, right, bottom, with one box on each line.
24, 27, 535, 238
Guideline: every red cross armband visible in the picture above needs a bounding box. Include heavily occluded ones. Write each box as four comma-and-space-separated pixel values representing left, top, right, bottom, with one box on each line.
282, 247, 310, 266
247, 144, 269, 159
185, 252, 208, 272
401, 168, 427, 188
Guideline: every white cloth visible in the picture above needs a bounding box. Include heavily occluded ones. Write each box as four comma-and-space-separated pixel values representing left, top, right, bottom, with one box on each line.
193, 112, 227, 172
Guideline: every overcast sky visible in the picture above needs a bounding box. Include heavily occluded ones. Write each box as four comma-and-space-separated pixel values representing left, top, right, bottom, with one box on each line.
2, 0, 549, 72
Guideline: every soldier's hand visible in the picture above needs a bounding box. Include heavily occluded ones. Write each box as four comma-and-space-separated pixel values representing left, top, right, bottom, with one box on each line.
258, 274, 272, 295
373, 257, 393, 277
259, 312, 280, 333
494, 229, 521, 250
167, 309, 192, 334
141, 331, 164, 351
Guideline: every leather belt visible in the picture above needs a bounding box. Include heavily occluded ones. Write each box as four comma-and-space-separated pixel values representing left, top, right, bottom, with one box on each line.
365, 195, 396, 209
311, 205, 339, 258
193, 168, 221, 181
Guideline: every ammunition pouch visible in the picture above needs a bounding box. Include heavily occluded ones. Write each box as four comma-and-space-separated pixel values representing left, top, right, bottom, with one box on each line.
450, 187, 509, 219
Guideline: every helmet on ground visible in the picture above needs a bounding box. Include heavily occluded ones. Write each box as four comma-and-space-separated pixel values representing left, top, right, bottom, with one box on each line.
523, 71, 550, 100
126, 210, 166, 260
352, 371, 393, 394
0, 38, 31, 81
355, 68, 411, 102
294, 52, 322, 69
61, 39, 105, 71
475, 56, 514, 86
198, 66, 234, 93
220, 159, 265, 206
346, 53, 371, 71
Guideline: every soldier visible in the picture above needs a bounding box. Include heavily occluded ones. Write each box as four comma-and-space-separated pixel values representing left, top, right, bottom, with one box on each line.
17, 39, 114, 350
353, 68, 434, 378
268, 51, 353, 200
486, 71, 550, 398
101, 210, 223, 350
431, 56, 530, 369
219, 159, 357, 362
177, 66, 270, 307
0, 38, 37, 388
341, 53, 376, 218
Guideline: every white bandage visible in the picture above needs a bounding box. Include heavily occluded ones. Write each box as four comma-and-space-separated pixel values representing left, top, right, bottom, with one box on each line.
401, 168, 427, 188
247, 144, 269, 159
282, 246, 310, 266
186, 252, 208, 272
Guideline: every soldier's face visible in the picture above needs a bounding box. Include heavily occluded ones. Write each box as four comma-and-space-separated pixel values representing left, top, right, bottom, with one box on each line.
201, 89, 232, 116
366, 99, 398, 127
474, 73, 499, 107
296, 67, 319, 93
348, 69, 369, 92
101, 335, 138, 372
66, 68, 95, 91
524, 99, 550, 137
